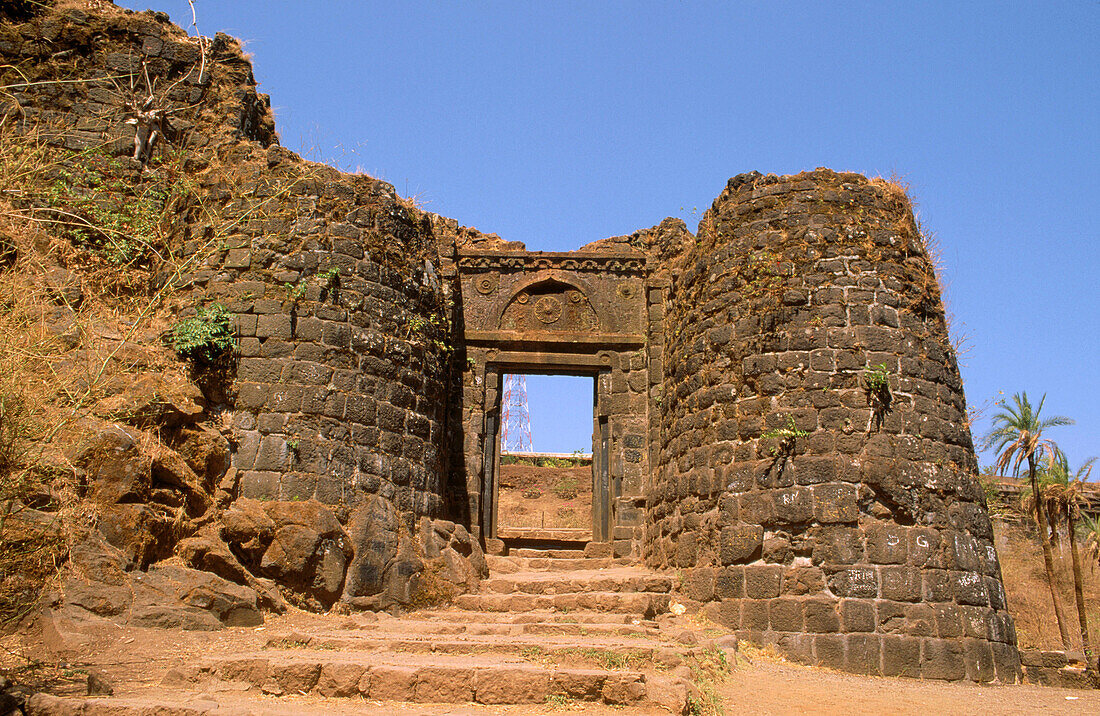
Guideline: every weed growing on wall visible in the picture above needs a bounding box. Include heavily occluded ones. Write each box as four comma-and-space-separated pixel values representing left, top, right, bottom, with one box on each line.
761, 416, 809, 456
170, 303, 234, 363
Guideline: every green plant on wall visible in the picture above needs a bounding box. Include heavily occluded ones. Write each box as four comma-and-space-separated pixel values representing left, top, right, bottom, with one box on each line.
170, 303, 234, 363
761, 415, 808, 456
863, 363, 893, 427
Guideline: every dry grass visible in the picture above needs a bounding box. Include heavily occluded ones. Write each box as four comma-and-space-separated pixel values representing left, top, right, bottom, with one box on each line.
869, 173, 971, 365
995, 517, 1100, 651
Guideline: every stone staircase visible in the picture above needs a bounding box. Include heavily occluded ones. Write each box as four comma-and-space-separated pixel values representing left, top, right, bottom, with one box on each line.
26, 550, 732, 715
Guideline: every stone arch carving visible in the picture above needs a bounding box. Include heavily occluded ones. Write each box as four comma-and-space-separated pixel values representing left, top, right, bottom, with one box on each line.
498, 276, 600, 332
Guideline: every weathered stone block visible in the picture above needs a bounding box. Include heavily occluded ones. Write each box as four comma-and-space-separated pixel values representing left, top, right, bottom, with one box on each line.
865, 522, 908, 564
738, 492, 776, 526
256, 314, 292, 340
812, 483, 857, 523
715, 567, 745, 599
683, 568, 715, 602
908, 527, 941, 567
813, 634, 846, 670
239, 471, 279, 500
741, 599, 769, 630
365, 665, 416, 700
772, 487, 813, 524
881, 635, 921, 678
964, 638, 995, 683
317, 663, 365, 697
952, 570, 990, 607
826, 566, 877, 599
840, 599, 875, 633
880, 566, 920, 603
903, 603, 936, 637
932, 604, 963, 638
803, 598, 840, 633
768, 598, 804, 632
922, 568, 954, 602
846, 634, 881, 675
744, 565, 782, 599
781, 567, 824, 596
922, 638, 966, 681
414, 666, 474, 702
811, 526, 862, 565
991, 642, 1022, 684
719, 524, 762, 565
474, 667, 550, 704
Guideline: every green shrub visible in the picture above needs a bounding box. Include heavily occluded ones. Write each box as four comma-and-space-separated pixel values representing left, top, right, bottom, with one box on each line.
170, 303, 235, 363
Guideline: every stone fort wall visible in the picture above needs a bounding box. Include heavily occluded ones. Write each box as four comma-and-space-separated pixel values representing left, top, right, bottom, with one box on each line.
1, 3, 1018, 680
648, 169, 1019, 681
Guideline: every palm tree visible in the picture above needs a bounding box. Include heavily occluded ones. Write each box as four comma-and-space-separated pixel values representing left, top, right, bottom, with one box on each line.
981, 392, 1074, 649
1043, 450, 1096, 669
1083, 514, 1100, 571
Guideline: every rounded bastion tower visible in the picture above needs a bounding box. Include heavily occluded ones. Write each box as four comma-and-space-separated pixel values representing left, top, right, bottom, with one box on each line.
646, 169, 1020, 682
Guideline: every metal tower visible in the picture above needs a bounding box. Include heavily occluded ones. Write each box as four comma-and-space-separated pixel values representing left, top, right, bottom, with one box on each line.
500, 373, 533, 453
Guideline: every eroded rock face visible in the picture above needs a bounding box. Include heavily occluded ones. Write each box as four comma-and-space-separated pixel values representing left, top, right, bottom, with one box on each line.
54, 532, 262, 635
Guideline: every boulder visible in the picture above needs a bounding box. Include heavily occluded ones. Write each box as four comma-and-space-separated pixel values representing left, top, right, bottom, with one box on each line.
150, 443, 211, 516
94, 372, 205, 428
255, 500, 350, 607
221, 497, 276, 550
261, 525, 323, 578
169, 424, 231, 488
74, 424, 151, 504
175, 525, 286, 611
262, 499, 344, 537
94, 502, 176, 568
342, 495, 399, 601
133, 564, 263, 628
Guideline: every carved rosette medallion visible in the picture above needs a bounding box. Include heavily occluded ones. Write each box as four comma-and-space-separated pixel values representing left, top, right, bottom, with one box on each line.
475, 274, 499, 294
534, 296, 563, 324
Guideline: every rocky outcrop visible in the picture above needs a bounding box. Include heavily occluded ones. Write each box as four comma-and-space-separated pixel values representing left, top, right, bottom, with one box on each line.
1, 0, 486, 634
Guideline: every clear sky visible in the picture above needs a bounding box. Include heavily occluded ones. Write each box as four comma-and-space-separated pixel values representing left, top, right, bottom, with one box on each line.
116, 1, 1100, 471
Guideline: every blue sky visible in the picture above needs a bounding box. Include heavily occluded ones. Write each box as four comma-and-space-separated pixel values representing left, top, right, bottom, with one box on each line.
117, 2, 1099, 470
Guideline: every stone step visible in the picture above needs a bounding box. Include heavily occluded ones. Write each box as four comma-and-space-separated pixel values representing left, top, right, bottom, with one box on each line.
320, 618, 659, 638
487, 554, 633, 572
400, 608, 660, 626
275, 633, 672, 660
510, 547, 588, 558
482, 568, 674, 595
159, 651, 691, 711
453, 591, 671, 617
496, 527, 592, 541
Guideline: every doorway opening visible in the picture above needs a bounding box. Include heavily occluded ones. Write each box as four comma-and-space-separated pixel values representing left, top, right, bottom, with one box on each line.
494, 373, 597, 542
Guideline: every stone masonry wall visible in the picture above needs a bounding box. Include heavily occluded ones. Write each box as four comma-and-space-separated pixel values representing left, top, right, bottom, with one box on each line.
0, 2, 475, 613
647, 169, 1021, 682
213, 157, 450, 520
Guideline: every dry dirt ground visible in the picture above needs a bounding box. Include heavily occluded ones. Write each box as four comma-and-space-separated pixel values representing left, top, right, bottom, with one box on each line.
3, 609, 1098, 715
498, 465, 593, 533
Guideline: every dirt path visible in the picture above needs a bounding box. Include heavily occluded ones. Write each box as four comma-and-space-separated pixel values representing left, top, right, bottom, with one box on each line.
720, 656, 1097, 715
4, 610, 1098, 715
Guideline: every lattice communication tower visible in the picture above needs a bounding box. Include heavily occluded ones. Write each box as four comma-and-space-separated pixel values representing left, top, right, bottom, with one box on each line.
501, 373, 533, 453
